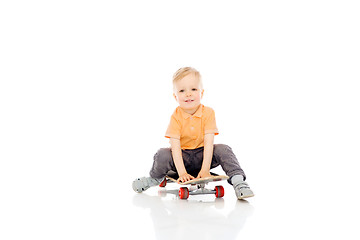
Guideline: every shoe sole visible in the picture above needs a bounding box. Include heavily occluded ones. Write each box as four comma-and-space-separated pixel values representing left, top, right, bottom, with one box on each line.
238, 193, 255, 200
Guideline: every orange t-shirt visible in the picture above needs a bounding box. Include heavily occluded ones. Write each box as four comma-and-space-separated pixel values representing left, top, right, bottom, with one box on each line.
165, 104, 219, 149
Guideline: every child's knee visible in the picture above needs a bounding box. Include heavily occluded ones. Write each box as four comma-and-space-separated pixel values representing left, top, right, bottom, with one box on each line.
151, 148, 174, 179
214, 144, 232, 153
154, 148, 172, 163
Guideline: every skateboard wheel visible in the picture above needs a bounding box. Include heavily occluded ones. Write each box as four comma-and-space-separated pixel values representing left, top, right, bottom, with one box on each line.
159, 178, 167, 187
179, 187, 189, 199
214, 186, 224, 198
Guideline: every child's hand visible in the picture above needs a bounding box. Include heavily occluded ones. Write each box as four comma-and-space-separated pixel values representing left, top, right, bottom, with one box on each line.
177, 173, 195, 183
196, 170, 212, 179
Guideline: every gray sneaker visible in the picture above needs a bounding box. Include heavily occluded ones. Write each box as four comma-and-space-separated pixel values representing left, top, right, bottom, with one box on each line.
234, 181, 254, 199
132, 177, 162, 193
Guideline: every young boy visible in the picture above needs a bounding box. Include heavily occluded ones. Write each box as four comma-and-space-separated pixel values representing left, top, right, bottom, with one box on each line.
132, 67, 254, 199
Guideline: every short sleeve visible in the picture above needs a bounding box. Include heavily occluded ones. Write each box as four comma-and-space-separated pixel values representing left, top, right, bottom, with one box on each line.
204, 108, 219, 135
165, 113, 181, 139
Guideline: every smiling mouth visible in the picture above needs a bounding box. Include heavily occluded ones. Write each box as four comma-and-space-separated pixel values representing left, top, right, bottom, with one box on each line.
185, 99, 194, 103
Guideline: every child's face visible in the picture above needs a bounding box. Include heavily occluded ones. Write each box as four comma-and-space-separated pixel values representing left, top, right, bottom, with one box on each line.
173, 73, 204, 114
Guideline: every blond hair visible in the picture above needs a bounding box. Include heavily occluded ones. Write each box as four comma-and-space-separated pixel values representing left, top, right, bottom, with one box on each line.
172, 67, 203, 92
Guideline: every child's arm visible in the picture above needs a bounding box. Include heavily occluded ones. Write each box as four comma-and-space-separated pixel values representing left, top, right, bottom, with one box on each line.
197, 133, 215, 178
169, 138, 195, 183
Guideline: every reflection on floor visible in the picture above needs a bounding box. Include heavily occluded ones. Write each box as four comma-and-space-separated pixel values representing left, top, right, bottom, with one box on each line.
132, 182, 254, 240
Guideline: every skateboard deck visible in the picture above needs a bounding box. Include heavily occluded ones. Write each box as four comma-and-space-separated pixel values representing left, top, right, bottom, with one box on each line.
159, 172, 229, 199
165, 174, 229, 185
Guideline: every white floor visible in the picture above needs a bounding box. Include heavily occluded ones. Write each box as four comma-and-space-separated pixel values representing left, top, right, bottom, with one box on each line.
127, 169, 360, 240
131, 182, 254, 240
3, 163, 358, 240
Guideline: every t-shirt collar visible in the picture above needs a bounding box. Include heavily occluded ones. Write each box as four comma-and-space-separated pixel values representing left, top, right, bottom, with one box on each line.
180, 104, 203, 119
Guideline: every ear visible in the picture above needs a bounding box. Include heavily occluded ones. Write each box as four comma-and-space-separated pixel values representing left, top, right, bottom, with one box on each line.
173, 93, 178, 102
201, 89, 204, 99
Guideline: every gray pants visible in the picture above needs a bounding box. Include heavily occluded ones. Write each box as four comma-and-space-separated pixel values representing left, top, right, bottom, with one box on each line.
149, 144, 246, 184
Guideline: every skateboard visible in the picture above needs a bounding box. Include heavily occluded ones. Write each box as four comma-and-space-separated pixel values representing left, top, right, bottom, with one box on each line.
158, 172, 229, 200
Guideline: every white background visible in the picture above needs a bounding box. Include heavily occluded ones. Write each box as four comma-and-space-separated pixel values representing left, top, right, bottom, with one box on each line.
1, 1, 359, 239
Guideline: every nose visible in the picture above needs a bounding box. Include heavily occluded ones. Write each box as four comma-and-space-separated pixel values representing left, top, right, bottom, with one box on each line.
185, 90, 192, 97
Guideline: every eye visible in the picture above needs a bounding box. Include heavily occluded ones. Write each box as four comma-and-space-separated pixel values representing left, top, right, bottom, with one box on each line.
192, 88, 197, 91
179, 89, 184, 93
